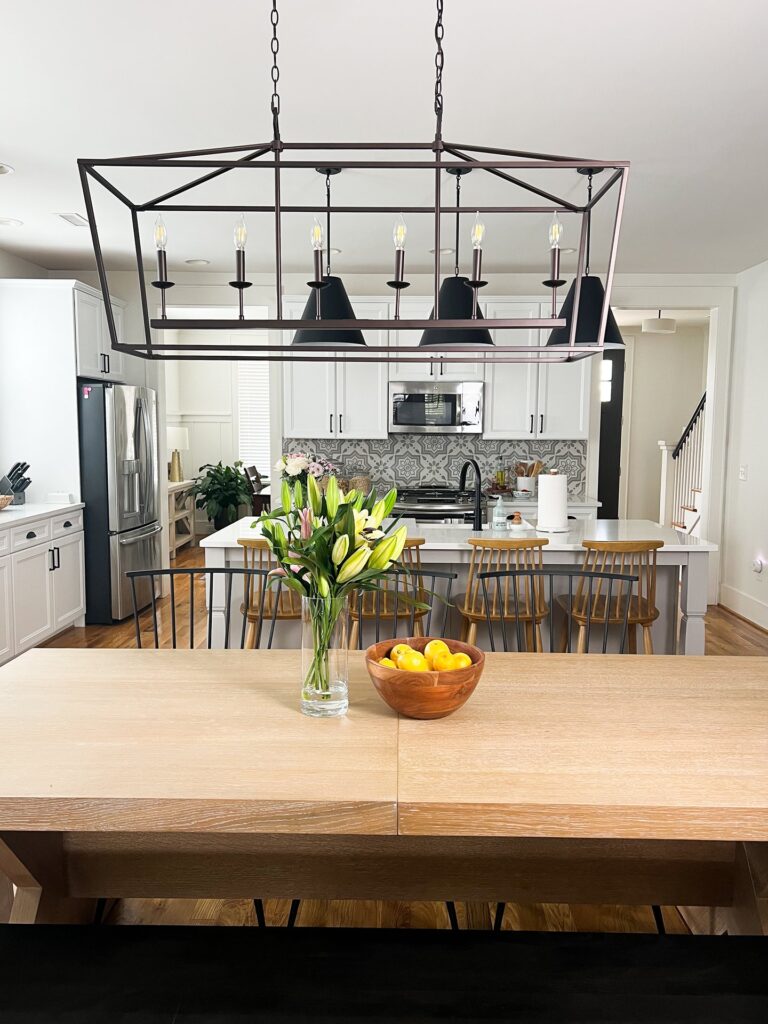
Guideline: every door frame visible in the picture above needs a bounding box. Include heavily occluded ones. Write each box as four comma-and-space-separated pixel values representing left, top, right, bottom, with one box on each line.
617, 336, 635, 519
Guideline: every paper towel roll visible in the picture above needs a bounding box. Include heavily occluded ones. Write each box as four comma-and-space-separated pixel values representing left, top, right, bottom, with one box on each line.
537, 473, 568, 532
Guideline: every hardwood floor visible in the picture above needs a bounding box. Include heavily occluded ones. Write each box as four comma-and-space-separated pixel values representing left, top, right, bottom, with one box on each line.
42, 545, 768, 933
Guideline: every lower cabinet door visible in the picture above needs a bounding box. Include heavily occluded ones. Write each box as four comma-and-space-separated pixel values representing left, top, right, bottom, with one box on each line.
53, 531, 85, 629
0, 556, 12, 663
11, 544, 54, 653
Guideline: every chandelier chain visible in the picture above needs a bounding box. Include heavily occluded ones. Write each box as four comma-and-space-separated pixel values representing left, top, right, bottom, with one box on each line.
434, 0, 445, 138
585, 170, 593, 275
325, 171, 332, 276
269, 0, 281, 138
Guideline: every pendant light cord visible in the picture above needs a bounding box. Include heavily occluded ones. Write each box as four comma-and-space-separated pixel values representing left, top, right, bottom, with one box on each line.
585, 171, 593, 276
326, 171, 332, 277
434, 0, 445, 140
454, 174, 461, 276
269, 0, 281, 141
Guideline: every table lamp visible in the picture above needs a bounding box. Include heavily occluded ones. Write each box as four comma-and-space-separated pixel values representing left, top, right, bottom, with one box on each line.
166, 426, 189, 482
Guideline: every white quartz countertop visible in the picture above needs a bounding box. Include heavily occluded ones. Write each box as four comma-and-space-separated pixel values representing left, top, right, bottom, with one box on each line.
202, 516, 717, 553
0, 501, 84, 529
487, 495, 601, 509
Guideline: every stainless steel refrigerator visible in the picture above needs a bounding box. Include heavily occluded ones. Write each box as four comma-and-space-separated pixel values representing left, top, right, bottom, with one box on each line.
78, 382, 162, 623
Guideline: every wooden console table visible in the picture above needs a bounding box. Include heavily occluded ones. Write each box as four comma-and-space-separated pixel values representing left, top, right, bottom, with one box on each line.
168, 479, 195, 560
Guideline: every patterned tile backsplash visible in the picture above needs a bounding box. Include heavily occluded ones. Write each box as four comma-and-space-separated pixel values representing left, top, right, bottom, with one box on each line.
283, 437, 587, 497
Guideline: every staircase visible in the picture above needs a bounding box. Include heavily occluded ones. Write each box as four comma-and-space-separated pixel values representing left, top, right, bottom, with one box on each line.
658, 393, 706, 536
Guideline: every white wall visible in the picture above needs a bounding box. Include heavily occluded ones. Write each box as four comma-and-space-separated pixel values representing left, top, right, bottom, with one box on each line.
0, 247, 47, 279
720, 259, 768, 629
623, 324, 708, 521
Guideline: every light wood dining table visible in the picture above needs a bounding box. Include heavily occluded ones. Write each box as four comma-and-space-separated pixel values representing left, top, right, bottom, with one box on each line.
0, 649, 766, 933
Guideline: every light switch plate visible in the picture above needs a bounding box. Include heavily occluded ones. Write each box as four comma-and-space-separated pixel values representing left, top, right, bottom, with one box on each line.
738, 465, 748, 481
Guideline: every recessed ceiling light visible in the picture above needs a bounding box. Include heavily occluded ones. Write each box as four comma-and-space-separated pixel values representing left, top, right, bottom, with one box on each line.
429, 247, 455, 255
0, 163, 14, 176
560, 247, 577, 254
326, 247, 342, 255
56, 212, 89, 227
0, 217, 22, 227
184, 258, 211, 266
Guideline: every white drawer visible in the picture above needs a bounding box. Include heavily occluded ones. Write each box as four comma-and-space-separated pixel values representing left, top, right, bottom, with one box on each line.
0, 530, 9, 556
11, 518, 51, 552
52, 510, 84, 538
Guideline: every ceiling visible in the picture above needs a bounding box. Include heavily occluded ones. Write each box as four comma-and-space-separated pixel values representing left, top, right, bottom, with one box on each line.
1, 0, 767, 276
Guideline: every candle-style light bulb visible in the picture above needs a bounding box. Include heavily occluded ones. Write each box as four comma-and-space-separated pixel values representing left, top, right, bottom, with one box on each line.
154, 215, 167, 251
310, 217, 324, 251
548, 211, 563, 249
470, 211, 485, 250
234, 214, 247, 251
393, 214, 407, 251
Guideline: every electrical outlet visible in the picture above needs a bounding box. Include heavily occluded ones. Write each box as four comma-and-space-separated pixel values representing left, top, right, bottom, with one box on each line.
738, 465, 748, 481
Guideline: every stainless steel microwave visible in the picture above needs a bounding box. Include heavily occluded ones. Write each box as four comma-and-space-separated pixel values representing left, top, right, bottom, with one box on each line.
388, 381, 484, 434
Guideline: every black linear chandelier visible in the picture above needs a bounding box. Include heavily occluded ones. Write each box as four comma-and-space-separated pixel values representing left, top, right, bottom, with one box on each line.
78, 0, 628, 364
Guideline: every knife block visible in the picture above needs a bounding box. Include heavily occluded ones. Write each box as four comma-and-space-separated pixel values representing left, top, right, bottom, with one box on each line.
11, 492, 25, 505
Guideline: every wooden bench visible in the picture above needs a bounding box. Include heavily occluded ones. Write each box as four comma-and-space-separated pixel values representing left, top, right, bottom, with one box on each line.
1, 925, 766, 1022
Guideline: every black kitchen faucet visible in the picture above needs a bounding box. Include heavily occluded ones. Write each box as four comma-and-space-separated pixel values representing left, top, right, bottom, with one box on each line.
458, 459, 484, 531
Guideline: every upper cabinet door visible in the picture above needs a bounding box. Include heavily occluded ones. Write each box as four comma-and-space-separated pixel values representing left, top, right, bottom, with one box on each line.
482, 301, 541, 439
389, 298, 438, 381
536, 303, 591, 439
74, 289, 104, 378
282, 301, 336, 439
102, 302, 125, 381
335, 301, 388, 439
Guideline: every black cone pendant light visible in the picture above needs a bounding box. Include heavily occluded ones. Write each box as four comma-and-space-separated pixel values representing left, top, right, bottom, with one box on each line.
419, 169, 493, 348
547, 170, 623, 354
293, 168, 366, 348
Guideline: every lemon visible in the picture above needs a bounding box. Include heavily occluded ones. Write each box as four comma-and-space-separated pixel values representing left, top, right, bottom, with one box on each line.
424, 639, 450, 666
378, 657, 397, 669
452, 652, 473, 670
398, 650, 430, 672
431, 650, 456, 672
390, 643, 413, 665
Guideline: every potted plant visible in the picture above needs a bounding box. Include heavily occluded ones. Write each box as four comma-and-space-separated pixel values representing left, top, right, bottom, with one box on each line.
255, 477, 409, 718
193, 461, 252, 532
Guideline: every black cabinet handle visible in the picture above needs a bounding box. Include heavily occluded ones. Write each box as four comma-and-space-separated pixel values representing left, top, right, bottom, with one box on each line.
63, 520, 72, 528
26, 531, 36, 540
329, 413, 333, 433
429, 360, 434, 377
529, 415, 534, 434
339, 414, 343, 434
49, 548, 55, 571
55, 546, 61, 569
540, 413, 544, 433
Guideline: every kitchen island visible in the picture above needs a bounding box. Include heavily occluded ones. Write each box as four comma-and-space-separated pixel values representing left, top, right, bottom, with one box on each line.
201, 518, 715, 654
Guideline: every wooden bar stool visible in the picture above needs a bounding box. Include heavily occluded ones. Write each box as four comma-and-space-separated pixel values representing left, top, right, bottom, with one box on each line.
459, 537, 549, 649
558, 540, 664, 654
237, 537, 302, 649
349, 538, 428, 650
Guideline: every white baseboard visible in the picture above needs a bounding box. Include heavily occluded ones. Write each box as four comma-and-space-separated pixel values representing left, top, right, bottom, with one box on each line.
719, 584, 768, 632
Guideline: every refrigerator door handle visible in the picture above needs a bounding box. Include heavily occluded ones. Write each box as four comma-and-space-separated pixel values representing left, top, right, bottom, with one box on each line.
118, 523, 162, 546
137, 395, 155, 521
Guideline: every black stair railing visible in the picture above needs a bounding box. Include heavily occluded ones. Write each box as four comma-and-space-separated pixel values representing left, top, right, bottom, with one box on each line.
672, 392, 706, 459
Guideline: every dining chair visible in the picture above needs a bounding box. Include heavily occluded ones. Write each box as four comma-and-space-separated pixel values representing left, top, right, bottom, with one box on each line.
478, 567, 638, 654
126, 565, 300, 929
350, 566, 458, 650
243, 466, 271, 516
237, 538, 303, 649
557, 540, 664, 654
469, 565, 666, 937
458, 537, 550, 649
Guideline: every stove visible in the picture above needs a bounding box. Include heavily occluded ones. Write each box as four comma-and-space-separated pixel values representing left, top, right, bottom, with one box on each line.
393, 486, 487, 524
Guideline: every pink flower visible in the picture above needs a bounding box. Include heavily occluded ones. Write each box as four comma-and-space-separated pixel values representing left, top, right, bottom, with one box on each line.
308, 461, 324, 478
298, 507, 313, 540
268, 567, 287, 578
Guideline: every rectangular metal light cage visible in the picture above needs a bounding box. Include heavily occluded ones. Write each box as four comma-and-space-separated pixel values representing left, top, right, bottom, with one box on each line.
78, 140, 629, 364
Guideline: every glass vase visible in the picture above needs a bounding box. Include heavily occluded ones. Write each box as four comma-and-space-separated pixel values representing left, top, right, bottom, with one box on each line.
300, 595, 349, 717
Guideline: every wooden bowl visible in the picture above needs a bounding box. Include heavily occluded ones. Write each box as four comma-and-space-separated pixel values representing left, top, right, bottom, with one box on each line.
0, 495, 13, 511
365, 636, 485, 720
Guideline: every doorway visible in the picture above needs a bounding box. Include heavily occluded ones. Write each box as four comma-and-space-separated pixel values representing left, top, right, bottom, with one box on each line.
597, 350, 625, 519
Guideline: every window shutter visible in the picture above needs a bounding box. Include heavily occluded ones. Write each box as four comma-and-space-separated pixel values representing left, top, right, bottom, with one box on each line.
237, 362, 271, 474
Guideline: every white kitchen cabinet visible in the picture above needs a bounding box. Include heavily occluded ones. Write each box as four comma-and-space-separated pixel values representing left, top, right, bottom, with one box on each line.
0, 555, 12, 664
483, 301, 541, 440
11, 543, 54, 654
74, 287, 127, 381
282, 299, 388, 440
389, 297, 485, 381
535, 302, 591, 439
52, 530, 86, 630
481, 298, 592, 440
